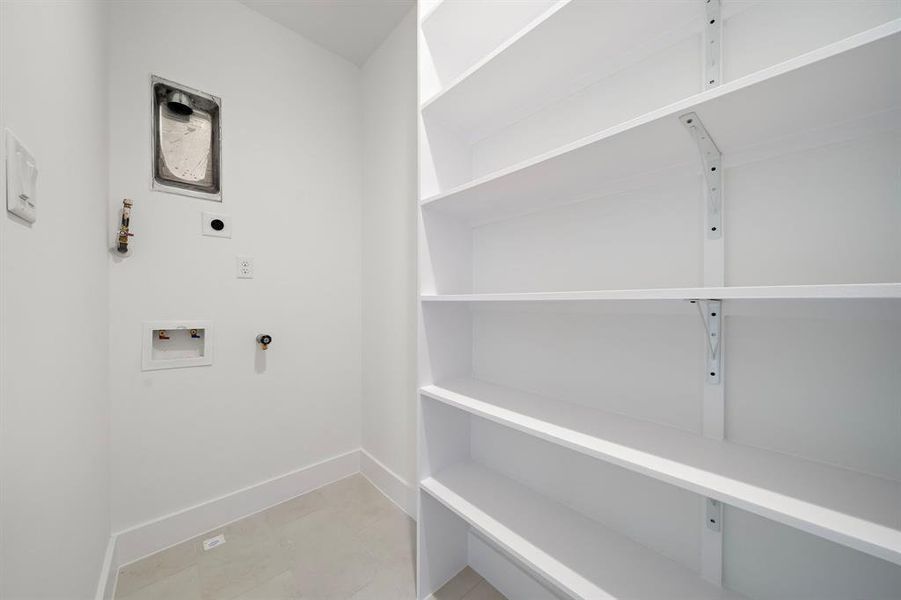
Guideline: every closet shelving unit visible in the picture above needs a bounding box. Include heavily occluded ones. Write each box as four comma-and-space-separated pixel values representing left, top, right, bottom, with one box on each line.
418, 1, 901, 599
421, 378, 900, 563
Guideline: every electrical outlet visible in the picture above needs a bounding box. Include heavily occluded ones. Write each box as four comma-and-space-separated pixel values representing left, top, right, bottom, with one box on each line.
236, 256, 254, 279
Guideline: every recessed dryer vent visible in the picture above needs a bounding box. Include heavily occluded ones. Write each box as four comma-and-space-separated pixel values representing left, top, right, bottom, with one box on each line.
151, 75, 221, 201
142, 321, 213, 371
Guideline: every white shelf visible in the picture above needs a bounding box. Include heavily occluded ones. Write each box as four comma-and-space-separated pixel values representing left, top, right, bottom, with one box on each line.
420, 22, 901, 224
420, 0, 707, 139
420, 0, 562, 99
421, 283, 901, 302
420, 0, 573, 120
421, 461, 742, 600
421, 378, 901, 566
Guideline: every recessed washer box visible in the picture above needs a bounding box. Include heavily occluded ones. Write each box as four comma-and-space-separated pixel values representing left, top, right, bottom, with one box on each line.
142, 320, 212, 371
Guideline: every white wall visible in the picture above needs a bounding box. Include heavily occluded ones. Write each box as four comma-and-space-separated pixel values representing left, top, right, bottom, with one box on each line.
0, 1, 111, 597
360, 11, 418, 492
107, 0, 362, 533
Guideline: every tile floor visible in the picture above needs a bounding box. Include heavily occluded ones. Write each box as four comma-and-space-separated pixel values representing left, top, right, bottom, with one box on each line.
430, 567, 506, 600
114, 474, 506, 600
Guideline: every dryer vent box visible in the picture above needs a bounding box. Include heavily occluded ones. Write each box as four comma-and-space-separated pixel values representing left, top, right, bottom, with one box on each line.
151, 75, 221, 202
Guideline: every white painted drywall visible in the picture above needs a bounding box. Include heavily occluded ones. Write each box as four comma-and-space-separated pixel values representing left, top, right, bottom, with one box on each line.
240, 0, 414, 67
0, 1, 111, 597
360, 10, 418, 491
107, 0, 362, 533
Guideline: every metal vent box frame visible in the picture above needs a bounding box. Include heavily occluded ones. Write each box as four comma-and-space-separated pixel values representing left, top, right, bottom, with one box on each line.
151, 75, 222, 201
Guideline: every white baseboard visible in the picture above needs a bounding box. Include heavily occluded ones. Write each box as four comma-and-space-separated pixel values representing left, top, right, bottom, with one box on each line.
98, 447, 361, 597
94, 534, 118, 600
95, 447, 418, 596
360, 448, 417, 518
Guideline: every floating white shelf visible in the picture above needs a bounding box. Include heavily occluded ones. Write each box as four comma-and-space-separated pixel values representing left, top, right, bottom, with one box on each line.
421, 461, 743, 600
421, 378, 901, 567
420, 22, 901, 224
421, 283, 901, 303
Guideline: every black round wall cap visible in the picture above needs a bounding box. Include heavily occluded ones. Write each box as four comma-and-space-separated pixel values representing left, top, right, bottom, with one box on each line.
211, 219, 225, 231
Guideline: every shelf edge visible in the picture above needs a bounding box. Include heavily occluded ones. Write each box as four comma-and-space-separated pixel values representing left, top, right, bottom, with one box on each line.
420, 284, 901, 303
419, 20, 901, 208
420, 383, 901, 566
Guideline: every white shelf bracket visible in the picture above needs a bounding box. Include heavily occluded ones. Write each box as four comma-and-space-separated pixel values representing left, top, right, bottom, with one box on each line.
705, 0, 723, 89
680, 112, 723, 240
701, 495, 724, 585
690, 19, 725, 583
706, 497, 723, 532
693, 299, 722, 385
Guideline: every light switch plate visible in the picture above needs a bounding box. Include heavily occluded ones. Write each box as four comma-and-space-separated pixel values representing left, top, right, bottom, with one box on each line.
202, 212, 231, 238
5, 129, 38, 223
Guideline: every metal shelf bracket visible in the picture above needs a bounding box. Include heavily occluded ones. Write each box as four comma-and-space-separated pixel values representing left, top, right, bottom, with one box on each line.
705, 0, 722, 89
692, 299, 722, 385
706, 497, 723, 532
680, 112, 723, 240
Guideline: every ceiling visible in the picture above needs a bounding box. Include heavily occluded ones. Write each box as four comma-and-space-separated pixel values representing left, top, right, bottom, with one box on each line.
240, 0, 414, 67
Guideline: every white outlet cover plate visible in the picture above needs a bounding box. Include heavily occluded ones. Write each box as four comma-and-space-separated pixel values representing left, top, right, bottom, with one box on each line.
202, 212, 231, 238
236, 256, 254, 279
6, 129, 38, 223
